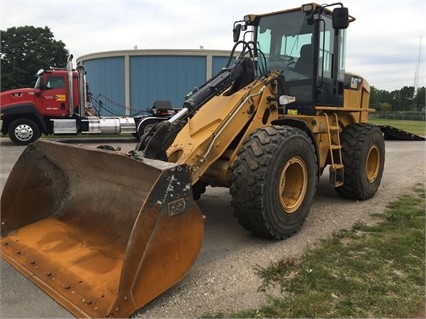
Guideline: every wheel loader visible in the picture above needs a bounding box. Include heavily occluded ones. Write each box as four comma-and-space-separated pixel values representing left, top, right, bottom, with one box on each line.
1, 3, 385, 318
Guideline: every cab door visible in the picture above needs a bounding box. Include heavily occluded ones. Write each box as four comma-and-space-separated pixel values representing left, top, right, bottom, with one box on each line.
39, 73, 70, 117
315, 14, 346, 107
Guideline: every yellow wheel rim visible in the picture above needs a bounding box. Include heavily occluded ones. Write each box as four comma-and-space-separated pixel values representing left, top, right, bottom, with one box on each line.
366, 144, 380, 183
279, 156, 308, 213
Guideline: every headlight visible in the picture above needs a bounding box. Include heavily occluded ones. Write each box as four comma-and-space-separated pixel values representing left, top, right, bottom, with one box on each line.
279, 95, 296, 105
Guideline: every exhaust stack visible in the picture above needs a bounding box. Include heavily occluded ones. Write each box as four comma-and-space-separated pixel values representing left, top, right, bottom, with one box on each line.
67, 55, 74, 117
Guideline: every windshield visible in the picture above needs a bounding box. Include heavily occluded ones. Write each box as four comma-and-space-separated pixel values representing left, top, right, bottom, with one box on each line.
256, 10, 314, 78
34, 76, 43, 89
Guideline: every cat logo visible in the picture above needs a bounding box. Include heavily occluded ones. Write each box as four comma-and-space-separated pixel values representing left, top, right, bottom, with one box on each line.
55, 94, 66, 102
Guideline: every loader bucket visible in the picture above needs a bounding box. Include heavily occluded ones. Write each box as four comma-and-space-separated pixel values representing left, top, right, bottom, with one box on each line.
0, 140, 204, 318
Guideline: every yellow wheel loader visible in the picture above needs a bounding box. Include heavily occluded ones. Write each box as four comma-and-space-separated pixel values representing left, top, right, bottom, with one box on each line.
1, 3, 385, 318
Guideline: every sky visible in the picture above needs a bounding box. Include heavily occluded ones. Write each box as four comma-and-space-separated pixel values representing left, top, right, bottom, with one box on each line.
1, 0, 425, 92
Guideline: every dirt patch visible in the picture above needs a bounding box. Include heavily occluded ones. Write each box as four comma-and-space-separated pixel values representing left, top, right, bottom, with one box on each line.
414, 307, 426, 319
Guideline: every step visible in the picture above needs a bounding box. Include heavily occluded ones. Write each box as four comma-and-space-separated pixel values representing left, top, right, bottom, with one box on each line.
328, 125, 340, 131
329, 166, 344, 187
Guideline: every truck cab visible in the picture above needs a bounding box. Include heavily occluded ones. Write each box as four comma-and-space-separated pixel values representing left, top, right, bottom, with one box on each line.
0, 66, 80, 145
32, 68, 81, 118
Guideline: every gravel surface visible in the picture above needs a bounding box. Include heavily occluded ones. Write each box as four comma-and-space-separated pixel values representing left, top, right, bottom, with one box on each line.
0, 138, 424, 318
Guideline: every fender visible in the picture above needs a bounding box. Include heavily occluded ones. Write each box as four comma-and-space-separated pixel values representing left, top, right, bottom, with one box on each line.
1, 103, 47, 132
271, 118, 321, 181
136, 116, 169, 135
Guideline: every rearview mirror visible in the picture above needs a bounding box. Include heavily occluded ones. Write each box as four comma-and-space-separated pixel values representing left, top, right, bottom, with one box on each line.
332, 7, 349, 29
233, 24, 242, 42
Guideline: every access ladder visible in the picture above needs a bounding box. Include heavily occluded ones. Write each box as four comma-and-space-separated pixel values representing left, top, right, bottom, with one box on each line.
325, 113, 344, 187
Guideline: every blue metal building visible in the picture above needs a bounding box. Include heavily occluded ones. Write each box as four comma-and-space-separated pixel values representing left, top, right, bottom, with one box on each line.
76, 50, 233, 116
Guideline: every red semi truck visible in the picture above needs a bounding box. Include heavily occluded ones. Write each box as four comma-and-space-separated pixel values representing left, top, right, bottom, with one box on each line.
0, 55, 174, 145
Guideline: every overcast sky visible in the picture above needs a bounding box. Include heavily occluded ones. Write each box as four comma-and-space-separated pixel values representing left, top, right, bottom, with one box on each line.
1, 0, 425, 91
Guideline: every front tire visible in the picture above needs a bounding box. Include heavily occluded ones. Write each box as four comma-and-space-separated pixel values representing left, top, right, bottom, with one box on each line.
336, 123, 385, 200
230, 126, 317, 239
8, 118, 41, 145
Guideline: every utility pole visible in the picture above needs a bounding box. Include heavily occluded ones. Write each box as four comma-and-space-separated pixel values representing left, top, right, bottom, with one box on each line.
413, 35, 422, 91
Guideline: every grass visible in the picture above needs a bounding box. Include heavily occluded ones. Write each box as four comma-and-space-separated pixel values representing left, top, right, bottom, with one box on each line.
369, 118, 426, 136
207, 185, 425, 318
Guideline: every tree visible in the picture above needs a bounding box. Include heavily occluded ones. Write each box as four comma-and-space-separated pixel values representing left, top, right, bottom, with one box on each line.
380, 102, 392, 112
369, 85, 382, 110
370, 86, 395, 111
399, 86, 415, 111
414, 87, 425, 111
1, 26, 69, 91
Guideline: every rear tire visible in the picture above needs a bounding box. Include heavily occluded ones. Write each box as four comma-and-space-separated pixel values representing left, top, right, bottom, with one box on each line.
336, 123, 385, 200
8, 118, 41, 145
136, 118, 164, 139
230, 126, 317, 239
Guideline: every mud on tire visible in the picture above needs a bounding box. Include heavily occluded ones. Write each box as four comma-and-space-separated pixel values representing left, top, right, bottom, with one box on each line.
336, 123, 385, 200
230, 125, 317, 239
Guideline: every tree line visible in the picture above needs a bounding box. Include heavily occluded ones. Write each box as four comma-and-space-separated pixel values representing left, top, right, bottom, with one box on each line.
370, 86, 425, 113
1, 25, 425, 114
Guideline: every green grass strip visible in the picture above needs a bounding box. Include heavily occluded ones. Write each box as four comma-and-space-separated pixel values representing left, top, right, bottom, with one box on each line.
369, 119, 425, 136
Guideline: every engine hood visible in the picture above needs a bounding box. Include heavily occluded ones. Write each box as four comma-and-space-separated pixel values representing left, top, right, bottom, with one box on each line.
0, 88, 37, 108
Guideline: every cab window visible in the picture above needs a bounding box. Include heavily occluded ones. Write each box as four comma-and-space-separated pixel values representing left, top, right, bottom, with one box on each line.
45, 76, 65, 89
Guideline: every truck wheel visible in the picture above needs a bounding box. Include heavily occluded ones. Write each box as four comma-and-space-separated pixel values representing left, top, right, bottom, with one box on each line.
230, 126, 317, 239
135, 118, 163, 139
336, 123, 385, 200
8, 118, 41, 145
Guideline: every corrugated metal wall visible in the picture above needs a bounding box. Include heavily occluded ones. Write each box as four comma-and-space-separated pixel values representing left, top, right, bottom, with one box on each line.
78, 50, 233, 116
129, 55, 206, 110
83, 57, 127, 116
212, 56, 232, 74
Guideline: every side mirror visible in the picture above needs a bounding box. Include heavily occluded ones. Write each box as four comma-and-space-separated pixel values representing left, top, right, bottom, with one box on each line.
332, 7, 349, 29
233, 24, 242, 42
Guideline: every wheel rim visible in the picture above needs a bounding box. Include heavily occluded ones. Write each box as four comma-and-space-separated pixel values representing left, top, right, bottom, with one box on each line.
14, 124, 33, 141
144, 123, 154, 135
279, 156, 308, 213
366, 144, 380, 183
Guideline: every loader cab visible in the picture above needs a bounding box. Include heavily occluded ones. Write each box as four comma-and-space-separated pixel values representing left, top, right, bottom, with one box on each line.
245, 3, 352, 114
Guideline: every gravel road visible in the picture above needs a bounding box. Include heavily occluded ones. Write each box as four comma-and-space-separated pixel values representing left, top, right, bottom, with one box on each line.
0, 138, 424, 318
